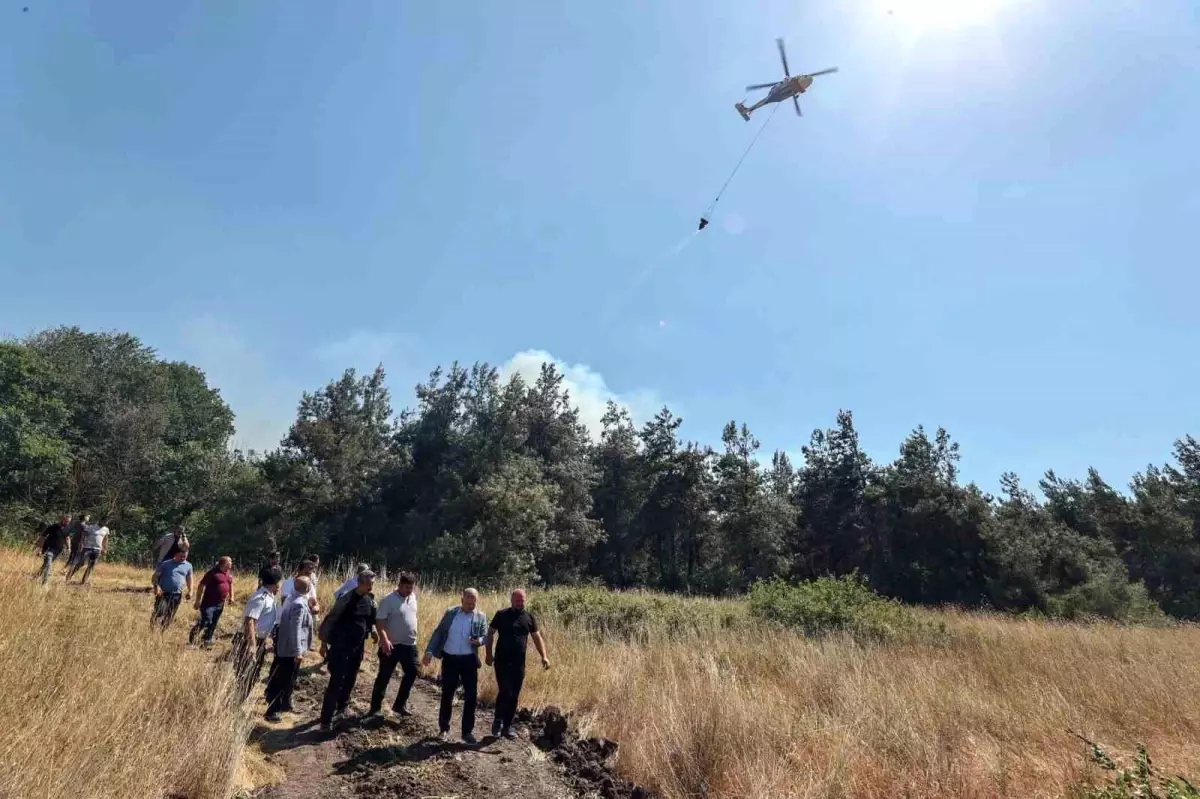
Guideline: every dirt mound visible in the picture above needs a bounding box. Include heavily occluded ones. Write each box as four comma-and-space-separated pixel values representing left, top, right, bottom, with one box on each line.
520, 706, 649, 799
254, 659, 652, 799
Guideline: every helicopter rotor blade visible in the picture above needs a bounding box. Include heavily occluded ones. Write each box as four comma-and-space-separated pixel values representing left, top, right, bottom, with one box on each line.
805, 67, 839, 77
793, 96, 803, 117
745, 82, 778, 91
776, 37, 791, 77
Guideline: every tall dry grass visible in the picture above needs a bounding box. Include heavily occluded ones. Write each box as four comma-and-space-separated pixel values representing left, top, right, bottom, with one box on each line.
403, 584, 1200, 799
8, 554, 1200, 799
0, 550, 252, 799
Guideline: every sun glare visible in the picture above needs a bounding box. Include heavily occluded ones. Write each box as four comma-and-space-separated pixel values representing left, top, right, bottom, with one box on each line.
885, 0, 1006, 32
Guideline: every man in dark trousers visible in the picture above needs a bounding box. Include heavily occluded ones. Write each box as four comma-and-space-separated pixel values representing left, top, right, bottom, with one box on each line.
423, 588, 488, 743
61, 513, 87, 575
369, 572, 419, 717
486, 588, 551, 739
317, 569, 376, 732
233, 568, 281, 701
264, 575, 313, 721
151, 546, 193, 629
34, 514, 72, 585
189, 556, 234, 648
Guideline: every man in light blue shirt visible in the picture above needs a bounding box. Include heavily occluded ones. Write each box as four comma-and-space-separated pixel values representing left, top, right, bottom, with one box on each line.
423, 588, 488, 743
151, 547, 194, 629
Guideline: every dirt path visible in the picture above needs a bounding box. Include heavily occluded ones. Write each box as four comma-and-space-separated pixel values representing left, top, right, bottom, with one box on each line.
250, 653, 647, 799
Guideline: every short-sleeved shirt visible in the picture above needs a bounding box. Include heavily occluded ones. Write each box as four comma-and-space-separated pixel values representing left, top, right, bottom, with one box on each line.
41, 523, 69, 553
282, 576, 316, 605
155, 559, 193, 595
490, 607, 539, 663
199, 569, 234, 608
81, 525, 109, 550
330, 591, 377, 647
376, 591, 418, 646
243, 587, 278, 637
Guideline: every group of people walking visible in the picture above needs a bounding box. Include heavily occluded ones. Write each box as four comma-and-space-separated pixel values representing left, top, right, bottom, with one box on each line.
32, 516, 553, 742
33, 513, 112, 585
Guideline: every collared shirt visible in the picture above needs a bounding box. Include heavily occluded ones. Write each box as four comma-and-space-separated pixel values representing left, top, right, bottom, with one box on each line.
376, 590, 418, 646
443, 608, 476, 656
244, 587, 278, 637
334, 576, 360, 600
276, 595, 313, 658
282, 576, 316, 604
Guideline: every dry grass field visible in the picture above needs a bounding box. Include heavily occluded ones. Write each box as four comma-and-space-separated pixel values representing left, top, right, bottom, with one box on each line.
3, 551, 1199, 798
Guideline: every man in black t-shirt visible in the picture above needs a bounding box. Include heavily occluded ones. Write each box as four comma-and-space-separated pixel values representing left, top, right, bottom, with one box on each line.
485, 589, 550, 739
35, 514, 72, 585
318, 570, 377, 731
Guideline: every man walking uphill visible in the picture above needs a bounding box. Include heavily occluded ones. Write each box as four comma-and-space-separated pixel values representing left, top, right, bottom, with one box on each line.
189, 556, 234, 648
233, 568, 281, 701
151, 546, 193, 629
423, 588, 488, 743
66, 517, 111, 585
486, 589, 550, 739
265, 575, 314, 721
317, 570, 376, 732
34, 514, 71, 585
369, 572, 419, 718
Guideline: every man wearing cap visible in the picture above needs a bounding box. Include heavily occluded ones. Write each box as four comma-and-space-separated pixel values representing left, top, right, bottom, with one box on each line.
317, 569, 377, 732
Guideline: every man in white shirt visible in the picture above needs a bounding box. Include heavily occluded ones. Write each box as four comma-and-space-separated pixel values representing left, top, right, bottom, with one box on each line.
368, 572, 419, 717
334, 564, 372, 600
282, 560, 321, 614
234, 567, 281, 702
66, 517, 110, 585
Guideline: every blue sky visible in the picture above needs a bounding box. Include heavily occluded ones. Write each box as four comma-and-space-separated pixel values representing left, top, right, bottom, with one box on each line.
2, 0, 1197, 492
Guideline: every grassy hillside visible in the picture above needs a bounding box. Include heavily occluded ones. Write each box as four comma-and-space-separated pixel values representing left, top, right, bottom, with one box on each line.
4, 552, 1199, 798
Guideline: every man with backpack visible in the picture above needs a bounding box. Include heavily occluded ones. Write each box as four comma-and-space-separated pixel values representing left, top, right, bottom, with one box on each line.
316, 569, 377, 732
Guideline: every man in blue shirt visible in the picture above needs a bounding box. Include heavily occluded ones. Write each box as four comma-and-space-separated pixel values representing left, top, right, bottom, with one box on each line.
152, 546, 194, 630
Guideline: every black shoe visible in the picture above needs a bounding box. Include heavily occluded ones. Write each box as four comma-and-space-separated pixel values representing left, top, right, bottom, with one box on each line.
366, 707, 381, 717
462, 733, 478, 744
394, 704, 413, 717
491, 720, 502, 737
265, 711, 283, 722
319, 722, 333, 734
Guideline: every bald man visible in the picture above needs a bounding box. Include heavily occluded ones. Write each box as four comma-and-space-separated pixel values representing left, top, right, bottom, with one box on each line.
190, 556, 234, 649
485, 589, 550, 739
423, 588, 489, 743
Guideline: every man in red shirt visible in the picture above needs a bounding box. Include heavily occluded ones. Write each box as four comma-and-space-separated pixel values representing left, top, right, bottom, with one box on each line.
189, 556, 235, 649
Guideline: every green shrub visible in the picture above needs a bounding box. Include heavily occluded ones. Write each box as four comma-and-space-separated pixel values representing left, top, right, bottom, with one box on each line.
527, 586, 749, 642
748, 574, 939, 644
1071, 737, 1200, 799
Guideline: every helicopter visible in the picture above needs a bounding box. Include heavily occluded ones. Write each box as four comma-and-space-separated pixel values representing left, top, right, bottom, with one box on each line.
735, 38, 838, 121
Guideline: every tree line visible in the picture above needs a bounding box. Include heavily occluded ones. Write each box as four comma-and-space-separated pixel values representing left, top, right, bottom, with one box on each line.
3, 327, 1198, 620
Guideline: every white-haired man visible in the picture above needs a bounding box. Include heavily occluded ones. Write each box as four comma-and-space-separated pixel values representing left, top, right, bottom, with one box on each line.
423, 588, 488, 743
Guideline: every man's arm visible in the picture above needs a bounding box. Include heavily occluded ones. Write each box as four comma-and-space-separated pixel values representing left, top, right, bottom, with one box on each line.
151, 564, 162, 596
185, 570, 194, 600
193, 573, 206, 609
374, 619, 393, 655
243, 615, 257, 646
484, 628, 496, 666
532, 631, 550, 668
